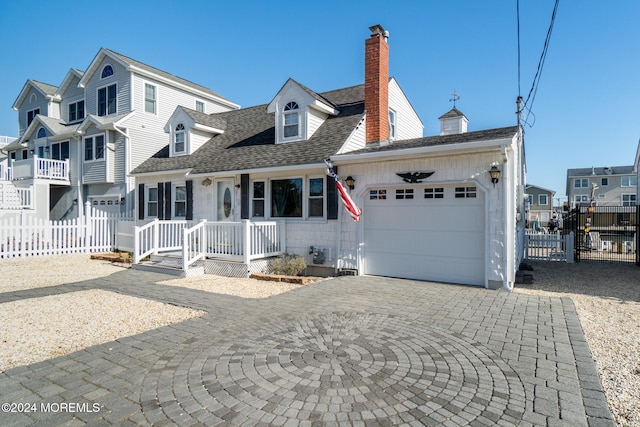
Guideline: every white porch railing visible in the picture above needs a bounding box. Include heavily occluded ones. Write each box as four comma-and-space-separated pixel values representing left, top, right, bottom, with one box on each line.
10, 156, 70, 182
0, 183, 33, 209
134, 219, 286, 269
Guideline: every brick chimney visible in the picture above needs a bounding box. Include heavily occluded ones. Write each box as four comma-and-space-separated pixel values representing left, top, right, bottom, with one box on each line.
365, 24, 389, 144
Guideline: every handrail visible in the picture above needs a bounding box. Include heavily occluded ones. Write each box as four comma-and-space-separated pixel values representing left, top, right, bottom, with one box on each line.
183, 220, 206, 270
133, 219, 158, 264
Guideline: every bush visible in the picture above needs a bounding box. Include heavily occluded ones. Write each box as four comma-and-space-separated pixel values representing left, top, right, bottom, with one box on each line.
271, 253, 306, 276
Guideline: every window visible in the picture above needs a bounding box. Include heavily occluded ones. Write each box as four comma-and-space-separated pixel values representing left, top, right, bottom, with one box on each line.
252, 181, 265, 217
174, 186, 187, 217
271, 178, 302, 217
538, 194, 548, 205
574, 195, 589, 205
69, 101, 85, 122
601, 178, 608, 186
574, 178, 589, 188
455, 186, 477, 198
147, 187, 158, 217
51, 141, 69, 160
396, 189, 414, 199
369, 189, 387, 200
308, 178, 324, 217
424, 188, 444, 199
283, 102, 299, 138
37, 128, 46, 138
97, 84, 116, 116
144, 83, 156, 114
27, 108, 40, 127
622, 194, 636, 206
195, 100, 205, 113
38, 146, 45, 158
84, 135, 105, 161
101, 65, 114, 79
389, 109, 396, 140
174, 123, 186, 153
527, 194, 533, 205
621, 176, 637, 187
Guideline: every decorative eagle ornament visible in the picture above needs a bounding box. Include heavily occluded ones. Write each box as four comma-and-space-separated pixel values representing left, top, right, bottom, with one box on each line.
396, 171, 435, 183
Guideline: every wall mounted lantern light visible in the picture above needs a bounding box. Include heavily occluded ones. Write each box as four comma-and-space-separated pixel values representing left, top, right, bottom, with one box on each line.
489, 165, 501, 187
345, 176, 356, 190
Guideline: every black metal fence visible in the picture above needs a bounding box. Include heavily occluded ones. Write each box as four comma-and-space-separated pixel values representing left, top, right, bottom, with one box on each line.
564, 205, 639, 265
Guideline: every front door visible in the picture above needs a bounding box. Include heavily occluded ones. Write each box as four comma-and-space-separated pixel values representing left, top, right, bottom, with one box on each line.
216, 180, 234, 221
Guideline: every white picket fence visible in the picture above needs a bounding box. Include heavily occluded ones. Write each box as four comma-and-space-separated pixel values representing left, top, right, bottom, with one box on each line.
524, 231, 575, 262
0, 204, 132, 258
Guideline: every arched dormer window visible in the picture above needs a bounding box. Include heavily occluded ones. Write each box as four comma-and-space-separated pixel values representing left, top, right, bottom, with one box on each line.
37, 127, 46, 138
174, 123, 186, 154
283, 102, 299, 138
101, 65, 114, 79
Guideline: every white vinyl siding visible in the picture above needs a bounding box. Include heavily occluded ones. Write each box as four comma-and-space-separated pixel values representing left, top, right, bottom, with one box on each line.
388, 78, 423, 140
307, 108, 329, 139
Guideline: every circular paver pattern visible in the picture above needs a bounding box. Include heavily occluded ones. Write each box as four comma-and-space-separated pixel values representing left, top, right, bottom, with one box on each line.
143, 312, 526, 426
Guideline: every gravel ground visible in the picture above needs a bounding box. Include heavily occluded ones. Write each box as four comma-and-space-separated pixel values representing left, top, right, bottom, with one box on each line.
1, 255, 638, 425
514, 261, 640, 427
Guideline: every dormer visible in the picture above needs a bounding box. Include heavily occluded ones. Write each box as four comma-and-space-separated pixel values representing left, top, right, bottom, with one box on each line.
164, 106, 226, 157
267, 79, 339, 144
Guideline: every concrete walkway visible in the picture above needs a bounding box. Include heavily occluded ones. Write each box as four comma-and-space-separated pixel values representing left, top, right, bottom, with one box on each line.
0, 270, 614, 426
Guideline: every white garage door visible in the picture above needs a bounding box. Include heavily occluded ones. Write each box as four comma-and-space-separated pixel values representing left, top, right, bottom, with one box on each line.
363, 185, 485, 286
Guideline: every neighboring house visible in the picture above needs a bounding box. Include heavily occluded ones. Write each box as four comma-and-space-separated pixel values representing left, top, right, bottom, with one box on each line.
3, 49, 239, 221
635, 140, 640, 203
566, 165, 637, 208
131, 25, 526, 290
526, 184, 555, 228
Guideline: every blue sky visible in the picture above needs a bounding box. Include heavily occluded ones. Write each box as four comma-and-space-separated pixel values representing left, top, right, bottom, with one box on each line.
1, 0, 638, 203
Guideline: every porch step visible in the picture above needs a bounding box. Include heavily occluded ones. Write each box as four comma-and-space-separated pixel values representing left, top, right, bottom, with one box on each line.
132, 254, 204, 277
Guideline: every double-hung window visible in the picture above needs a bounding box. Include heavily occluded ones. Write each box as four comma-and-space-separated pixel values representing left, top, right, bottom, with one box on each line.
174, 124, 186, 154
308, 178, 324, 217
283, 102, 299, 138
51, 141, 70, 160
195, 100, 205, 113
147, 188, 158, 217
174, 186, 187, 217
144, 83, 156, 114
538, 194, 548, 205
574, 178, 589, 188
69, 101, 85, 122
252, 181, 265, 217
27, 108, 40, 127
621, 176, 637, 187
389, 109, 397, 140
98, 84, 117, 116
84, 135, 105, 161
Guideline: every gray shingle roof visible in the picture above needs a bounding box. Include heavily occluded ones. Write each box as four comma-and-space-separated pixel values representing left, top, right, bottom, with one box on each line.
105, 49, 234, 105
181, 107, 227, 131
131, 85, 365, 175
348, 126, 519, 155
438, 107, 466, 120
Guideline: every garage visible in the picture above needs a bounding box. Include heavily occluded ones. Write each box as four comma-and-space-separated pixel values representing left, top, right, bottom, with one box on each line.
363, 184, 486, 286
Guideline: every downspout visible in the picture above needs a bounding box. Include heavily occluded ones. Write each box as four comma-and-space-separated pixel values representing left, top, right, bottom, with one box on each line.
112, 126, 130, 216
74, 130, 84, 220
502, 144, 514, 291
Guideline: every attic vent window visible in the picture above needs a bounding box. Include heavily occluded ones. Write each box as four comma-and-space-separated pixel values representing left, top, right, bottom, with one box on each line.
101, 65, 114, 78
283, 102, 299, 138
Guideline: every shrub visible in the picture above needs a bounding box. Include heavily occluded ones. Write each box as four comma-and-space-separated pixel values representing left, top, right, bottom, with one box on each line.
271, 253, 307, 276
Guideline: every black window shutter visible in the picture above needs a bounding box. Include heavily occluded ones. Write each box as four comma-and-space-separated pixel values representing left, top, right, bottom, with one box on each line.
138, 183, 145, 220
186, 180, 193, 220
327, 166, 338, 220
164, 181, 172, 220
157, 182, 165, 220
240, 174, 249, 219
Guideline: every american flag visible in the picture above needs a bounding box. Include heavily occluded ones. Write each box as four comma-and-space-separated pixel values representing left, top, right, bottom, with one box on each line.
325, 159, 361, 222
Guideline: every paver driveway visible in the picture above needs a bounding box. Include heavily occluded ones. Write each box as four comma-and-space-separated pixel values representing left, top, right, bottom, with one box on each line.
0, 270, 614, 426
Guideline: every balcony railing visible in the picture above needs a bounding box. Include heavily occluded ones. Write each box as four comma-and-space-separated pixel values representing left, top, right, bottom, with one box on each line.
10, 156, 70, 182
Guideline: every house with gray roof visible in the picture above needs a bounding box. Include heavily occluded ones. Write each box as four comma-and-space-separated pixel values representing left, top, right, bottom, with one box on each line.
566, 165, 637, 208
131, 25, 526, 290
2, 48, 238, 221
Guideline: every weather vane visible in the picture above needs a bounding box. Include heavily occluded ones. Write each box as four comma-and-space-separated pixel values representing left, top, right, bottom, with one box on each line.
449, 90, 460, 108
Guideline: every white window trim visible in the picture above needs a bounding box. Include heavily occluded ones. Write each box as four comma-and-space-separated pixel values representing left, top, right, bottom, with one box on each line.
307, 176, 326, 219
101, 64, 114, 79
83, 133, 106, 163
621, 176, 637, 187
281, 101, 302, 142
251, 180, 266, 218
26, 108, 40, 126
68, 99, 85, 123
97, 83, 117, 116
195, 100, 205, 113
262, 175, 326, 220
173, 183, 187, 219
389, 108, 397, 140
171, 123, 188, 156
143, 81, 158, 115
538, 194, 548, 205
147, 186, 158, 218
574, 178, 588, 188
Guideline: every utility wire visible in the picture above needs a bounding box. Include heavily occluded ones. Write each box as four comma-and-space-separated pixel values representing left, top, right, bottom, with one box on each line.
520, 0, 560, 126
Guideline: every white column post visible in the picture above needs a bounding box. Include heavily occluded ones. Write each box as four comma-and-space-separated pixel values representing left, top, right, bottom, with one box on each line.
243, 219, 251, 266
84, 201, 91, 253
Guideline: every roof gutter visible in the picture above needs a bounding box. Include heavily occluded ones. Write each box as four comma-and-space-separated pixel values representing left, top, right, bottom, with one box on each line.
330, 135, 517, 165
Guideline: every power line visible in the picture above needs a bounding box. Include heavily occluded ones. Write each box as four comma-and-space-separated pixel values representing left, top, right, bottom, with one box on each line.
518, 0, 560, 127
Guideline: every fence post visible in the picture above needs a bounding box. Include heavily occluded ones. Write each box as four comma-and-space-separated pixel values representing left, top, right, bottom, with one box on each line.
153, 218, 159, 255
182, 226, 189, 272
243, 219, 251, 266
133, 224, 140, 264
84, 201, 91, 253
565, 232, 575, 264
